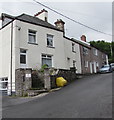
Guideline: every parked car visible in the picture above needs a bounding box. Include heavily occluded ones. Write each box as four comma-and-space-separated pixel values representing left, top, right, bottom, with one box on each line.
98, 65, 112, 73
110, 63, 114, 71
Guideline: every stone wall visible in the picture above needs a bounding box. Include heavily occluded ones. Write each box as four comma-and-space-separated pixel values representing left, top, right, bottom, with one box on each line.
50, 68, 77, 88
15, 68, 78, 96
15, 68, 32, 96
15, 68, 51, 96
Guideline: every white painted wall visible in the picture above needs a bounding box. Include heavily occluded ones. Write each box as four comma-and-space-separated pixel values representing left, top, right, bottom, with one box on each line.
0, 28, 2, 77
15, 20, 66, 70
0, 21, 17, 94
0, 24, 11, 78
63, 38, 82, 73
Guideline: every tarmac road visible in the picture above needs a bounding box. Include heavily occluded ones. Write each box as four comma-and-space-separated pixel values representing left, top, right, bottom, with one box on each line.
2, 73, 112, 118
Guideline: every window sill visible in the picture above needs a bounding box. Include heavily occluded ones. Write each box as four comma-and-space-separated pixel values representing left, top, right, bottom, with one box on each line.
83, 53, 88, 55
72, 51, 76, 53
28, 42, 38, 45
47, 46, 55, 49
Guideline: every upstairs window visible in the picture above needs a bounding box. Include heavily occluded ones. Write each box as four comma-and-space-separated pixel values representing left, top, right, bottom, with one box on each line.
72, 43, 75, 52
83, 47, 88, 55
93, 48, 98, 56
20, 49, 26, 64
47, 34, 54, 47
28, 30, 36, 44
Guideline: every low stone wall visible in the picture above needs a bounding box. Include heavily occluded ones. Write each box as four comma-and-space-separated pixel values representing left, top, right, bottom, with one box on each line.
15, 68, 78, 96
50, 68, 77, 88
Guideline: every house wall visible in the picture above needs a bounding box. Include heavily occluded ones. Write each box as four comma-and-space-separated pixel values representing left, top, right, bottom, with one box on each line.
0, 23, 11, 78
63, 38, 82, 73
14, 20, 66, 70
0, 21, 16, 94
80, 45, 91, 74
90, 47, 108, 73
0, 28, 2, 77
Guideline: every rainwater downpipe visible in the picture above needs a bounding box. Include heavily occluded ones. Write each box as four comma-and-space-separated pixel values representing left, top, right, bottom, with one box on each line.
10, 22, 13, 96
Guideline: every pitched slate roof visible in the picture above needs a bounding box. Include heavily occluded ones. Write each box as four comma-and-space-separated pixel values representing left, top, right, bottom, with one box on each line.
71, 38, 91, 48
1, 13, 63, 32
64, 36, 91, 49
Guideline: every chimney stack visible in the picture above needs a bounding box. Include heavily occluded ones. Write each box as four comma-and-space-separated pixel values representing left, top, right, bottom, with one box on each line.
54, 19, 65, 31
34, 9, 48, 22
81, 35, 86, 42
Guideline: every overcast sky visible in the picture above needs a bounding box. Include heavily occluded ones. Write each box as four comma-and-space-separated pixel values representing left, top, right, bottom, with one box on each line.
0, 1, 112, 42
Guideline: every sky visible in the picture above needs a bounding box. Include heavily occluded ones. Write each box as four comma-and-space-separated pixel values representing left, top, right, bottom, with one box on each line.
0, 0, 112, 43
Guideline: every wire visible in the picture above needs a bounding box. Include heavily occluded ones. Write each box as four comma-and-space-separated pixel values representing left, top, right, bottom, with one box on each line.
33, 0, 112, 36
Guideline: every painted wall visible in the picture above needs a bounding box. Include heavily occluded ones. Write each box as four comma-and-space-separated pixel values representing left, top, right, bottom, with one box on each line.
63, 38, 82, 73
15, 20, 66, 70
0, 23, 11, 78
0, 28, 2, 77
0, 21, 17, 94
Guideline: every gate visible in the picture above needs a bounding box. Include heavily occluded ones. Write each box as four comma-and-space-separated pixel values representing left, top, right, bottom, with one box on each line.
32, 73, 44, 89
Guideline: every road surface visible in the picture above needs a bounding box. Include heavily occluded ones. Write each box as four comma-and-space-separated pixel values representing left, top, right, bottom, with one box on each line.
2, 73, 112, 118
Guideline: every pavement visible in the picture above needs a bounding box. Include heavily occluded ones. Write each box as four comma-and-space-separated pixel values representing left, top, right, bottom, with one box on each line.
2, 87, 61, 109
2, 73, 112, 118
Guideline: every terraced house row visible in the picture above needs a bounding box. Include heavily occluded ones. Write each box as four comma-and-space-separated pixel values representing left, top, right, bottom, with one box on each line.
0, 9, 108, 94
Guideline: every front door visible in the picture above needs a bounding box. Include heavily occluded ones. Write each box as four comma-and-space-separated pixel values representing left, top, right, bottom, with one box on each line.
90, 62, 93, 74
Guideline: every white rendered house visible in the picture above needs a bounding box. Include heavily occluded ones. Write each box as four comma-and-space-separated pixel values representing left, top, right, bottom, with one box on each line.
0, 9, 82, 95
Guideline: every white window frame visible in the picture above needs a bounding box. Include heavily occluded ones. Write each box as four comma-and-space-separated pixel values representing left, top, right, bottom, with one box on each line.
96, 62, 99, 67
93, 48, 98, 56
0, 77, 8, 90
42, 54, 52, 67
47, 34, 54, 47
28, 29, 37, 44
84, 61, 88, 68
20, 49, 27, 68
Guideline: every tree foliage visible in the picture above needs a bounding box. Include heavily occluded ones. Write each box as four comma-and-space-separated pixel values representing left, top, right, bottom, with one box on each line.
112, 41, 114, 62
90, 40, 114, 63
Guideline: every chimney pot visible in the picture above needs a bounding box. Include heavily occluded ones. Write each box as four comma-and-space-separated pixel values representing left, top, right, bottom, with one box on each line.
34, 9, 48, 22
54, 19, 65, 31
81, 35, 86, 42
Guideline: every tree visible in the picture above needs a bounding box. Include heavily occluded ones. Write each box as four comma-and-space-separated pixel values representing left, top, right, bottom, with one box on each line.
112, 42, 114, 62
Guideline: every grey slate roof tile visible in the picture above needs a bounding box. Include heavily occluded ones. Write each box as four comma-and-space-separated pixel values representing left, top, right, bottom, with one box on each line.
2, 13, 62, 32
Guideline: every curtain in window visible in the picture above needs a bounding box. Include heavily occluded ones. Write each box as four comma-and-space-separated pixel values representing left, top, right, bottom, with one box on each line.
42, 58, 52, 67
29, 35, 35, 43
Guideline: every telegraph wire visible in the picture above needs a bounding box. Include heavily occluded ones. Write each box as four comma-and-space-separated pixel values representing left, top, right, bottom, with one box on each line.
33, 0, 112, 36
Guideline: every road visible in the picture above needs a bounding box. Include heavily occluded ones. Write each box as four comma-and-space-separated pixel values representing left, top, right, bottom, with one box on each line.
3, 73, 112, 118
